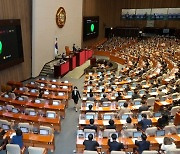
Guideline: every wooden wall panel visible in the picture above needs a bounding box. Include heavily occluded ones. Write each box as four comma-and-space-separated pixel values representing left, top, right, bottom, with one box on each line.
0, 0, 32, 89
83, 0, 180, 47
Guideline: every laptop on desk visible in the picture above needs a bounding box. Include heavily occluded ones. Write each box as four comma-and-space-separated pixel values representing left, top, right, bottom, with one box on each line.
121, 114, 129, 120
20, 127, 29, 133
133, 131, 142, 138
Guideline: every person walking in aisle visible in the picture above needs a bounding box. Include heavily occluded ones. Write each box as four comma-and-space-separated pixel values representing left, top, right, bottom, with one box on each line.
72, 86, 81, 112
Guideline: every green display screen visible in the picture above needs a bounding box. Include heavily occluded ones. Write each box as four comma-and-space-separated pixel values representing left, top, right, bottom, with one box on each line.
0, 41, 2, 54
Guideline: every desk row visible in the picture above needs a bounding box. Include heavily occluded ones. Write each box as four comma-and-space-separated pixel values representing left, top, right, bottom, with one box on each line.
0, 96, 66, 118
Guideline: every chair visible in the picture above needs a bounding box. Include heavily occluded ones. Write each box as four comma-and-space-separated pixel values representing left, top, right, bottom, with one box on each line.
28, 146, 47, 154
141, 111, 152, 118
6, 144, 25, 154
133, 98, 142, 105
21, 95, 29, 102
18, 123, 32, 133
118, 100, 126, 106
46, 111, 56, 118
6, 105, 14, 112
103, 129, 116, 137
163, 125, 177, 134
145, 127, 157, 136
111, 151, 126, 154
166, 148, 180, 154
83, 151, 98, 154
172, 93, 179, 100
0, 119, 12, 130
123, 129, 137, 138
39, 126, 54, 134
170, 106, 180, 117
147, 97, 156, 107
142, 150, 158, 154
65, 46, 72, 56
25, 108, 36, 116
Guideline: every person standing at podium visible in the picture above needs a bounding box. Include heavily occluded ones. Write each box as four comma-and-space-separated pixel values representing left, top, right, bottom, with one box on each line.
72, 86, 81, 112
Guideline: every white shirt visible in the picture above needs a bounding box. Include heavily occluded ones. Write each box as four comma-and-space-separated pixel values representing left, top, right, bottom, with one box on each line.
161, 142, 176, 152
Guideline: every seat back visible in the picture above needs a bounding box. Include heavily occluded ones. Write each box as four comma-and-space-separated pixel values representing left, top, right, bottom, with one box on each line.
123, 129, 137, 138
65, 46, 71, 56
84, 151, 98, 154
142, 150, 158, 154
163, 125, 177, 134
147, 97, 155, 106
166, 148, 180, 154
18, 123, 31, 133
111, 151, 126, 154
171, 106, 180, 116
103, 129, 116, 137
145, 127, 157, 136
39, 126, 53, 134
28, 146, 46, 154
6, 144, 21, 154
141, 111, 152, 118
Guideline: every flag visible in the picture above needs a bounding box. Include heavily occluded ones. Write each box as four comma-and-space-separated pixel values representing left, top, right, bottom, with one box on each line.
55, 37, 58, 57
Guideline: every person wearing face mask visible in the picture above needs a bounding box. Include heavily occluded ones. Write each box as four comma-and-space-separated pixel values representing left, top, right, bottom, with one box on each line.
72, 86, 81, 112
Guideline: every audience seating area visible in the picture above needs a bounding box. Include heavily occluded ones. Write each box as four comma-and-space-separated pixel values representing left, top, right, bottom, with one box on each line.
76, 36, 180, 153
0, 78, 73, 153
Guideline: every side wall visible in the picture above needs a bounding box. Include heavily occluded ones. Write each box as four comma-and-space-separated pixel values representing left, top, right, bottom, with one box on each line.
83, 0, 180, 47
0, 0, 32, 86
32, 0, 83, 77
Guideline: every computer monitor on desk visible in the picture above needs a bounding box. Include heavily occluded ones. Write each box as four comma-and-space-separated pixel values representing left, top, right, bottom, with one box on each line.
85, 114, 94, 120
156, 130, 165, 137
121, 114, 129, 120
40, 129, 49, 135
20, 127, 29, 133
133, 132, 142, 138
103, 114, 112, 120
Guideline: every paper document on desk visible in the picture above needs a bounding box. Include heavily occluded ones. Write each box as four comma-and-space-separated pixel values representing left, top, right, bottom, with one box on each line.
155, 137, 164, 144
120, 120, 126, 124
133, 105, 141, 109
97, 107, 103, 111
82, 97, 87, 101
103, 120, 109, 125
161, 101, 169, 105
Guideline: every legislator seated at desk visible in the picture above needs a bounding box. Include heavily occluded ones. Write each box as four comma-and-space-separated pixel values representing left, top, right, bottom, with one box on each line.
6, 130, 55, 151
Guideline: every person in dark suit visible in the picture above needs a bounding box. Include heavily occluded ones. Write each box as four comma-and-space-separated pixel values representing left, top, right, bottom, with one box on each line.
116, 92, 123, 101
139, 100, 149, 113
132, 89, 140, 100
101, 94, 109, 103
11, 128, 23, 149
87, 93, 95, 101
83, 134, 99, 151
72, 86, 81, 112
108, 133, 124, 152
157, 114, 169, 129
106, 119, 116, 129
138, 114, 152, 131
135, 134, 150, 154
84, 119, 97, 132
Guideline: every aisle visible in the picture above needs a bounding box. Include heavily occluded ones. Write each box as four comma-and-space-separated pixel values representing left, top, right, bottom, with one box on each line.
53, 76, 85, 154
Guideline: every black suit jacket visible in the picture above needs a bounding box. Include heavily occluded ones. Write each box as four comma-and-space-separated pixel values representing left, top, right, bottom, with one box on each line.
72, 90, 81, 102
84, 125, 97, 132
135, 140, 150, 154
83, 140, 99, 151
108, 139, 124, 152
106, 125, 116, 130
